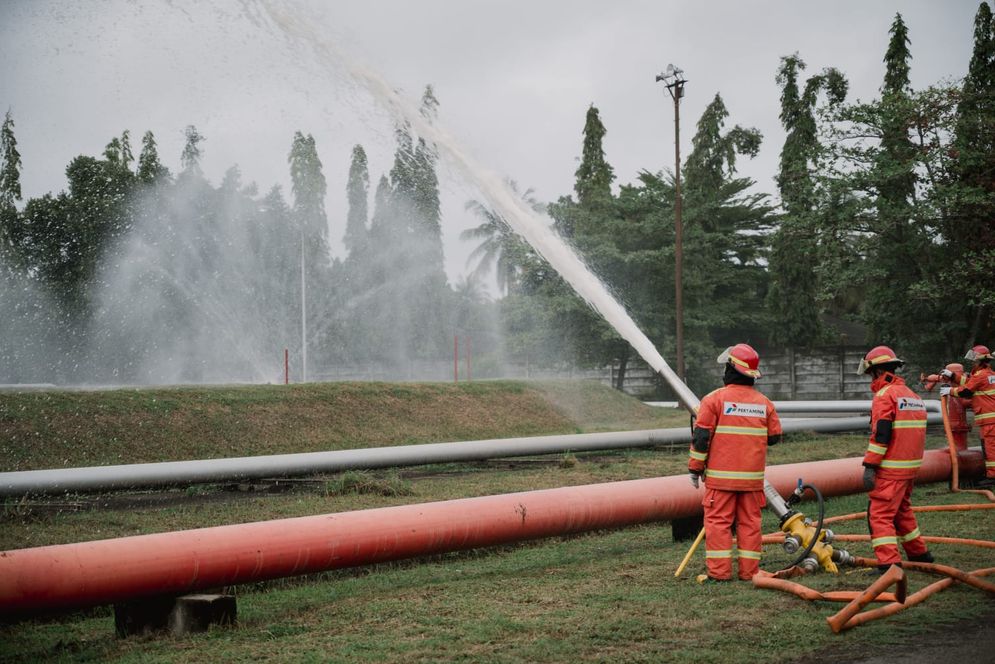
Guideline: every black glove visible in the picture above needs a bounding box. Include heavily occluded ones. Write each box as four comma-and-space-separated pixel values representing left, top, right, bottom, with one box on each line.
689, 472, 701, 489
863, 466, 876, 491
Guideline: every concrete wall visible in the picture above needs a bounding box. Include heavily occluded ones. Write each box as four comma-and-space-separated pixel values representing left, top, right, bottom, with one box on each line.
609, 347, 875, 400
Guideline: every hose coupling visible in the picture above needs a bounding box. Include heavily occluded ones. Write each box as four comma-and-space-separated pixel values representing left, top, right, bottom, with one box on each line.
798, 557, 819, 573
830, 548, 854, 566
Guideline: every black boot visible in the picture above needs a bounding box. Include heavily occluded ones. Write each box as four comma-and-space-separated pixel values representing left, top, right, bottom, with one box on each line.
908, 551, 935, 563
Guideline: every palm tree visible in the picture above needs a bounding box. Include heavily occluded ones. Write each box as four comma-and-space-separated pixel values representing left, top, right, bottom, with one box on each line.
460, 181, 544, 296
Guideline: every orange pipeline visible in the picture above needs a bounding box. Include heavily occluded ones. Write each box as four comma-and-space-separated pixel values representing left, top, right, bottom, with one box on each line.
0, 448, 984, 616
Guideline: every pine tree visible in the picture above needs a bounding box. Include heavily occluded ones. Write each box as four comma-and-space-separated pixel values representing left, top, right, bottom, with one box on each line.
877, 13, 915, 228
288, 131, 328, 241
103, 137, 122, 165
767, 54, 847, 347
420, 84, 439, 123
120, 129, 134, 172
180, 125, 205, 175
412, 136, 442, 256
573, 105, 615, 208
371, 174, 392, 233
0, 109, 23, 265
683, 93, 762, 221
949, 1, 995, 345
137, 130, 169, 183
681, 93, 771, 348
860, 13, 923, 345
344, 144, 369, 258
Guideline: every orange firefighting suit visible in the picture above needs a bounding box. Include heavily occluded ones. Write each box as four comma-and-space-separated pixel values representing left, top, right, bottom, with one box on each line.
688, 384, 781, 580
950, 365, 995, 479
864, 374, 930, 566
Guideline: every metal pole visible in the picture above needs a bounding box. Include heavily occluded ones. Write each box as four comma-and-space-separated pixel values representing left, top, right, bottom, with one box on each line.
454, 335, 459, 383
672, 82, 685, 382
467, 336, 472, 381
284, 348, 289, 385
657, 66, 688, 386
300, 231, 307, 383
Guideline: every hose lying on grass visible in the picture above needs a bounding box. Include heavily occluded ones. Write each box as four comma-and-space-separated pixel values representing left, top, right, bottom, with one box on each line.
755, 501, 995, 633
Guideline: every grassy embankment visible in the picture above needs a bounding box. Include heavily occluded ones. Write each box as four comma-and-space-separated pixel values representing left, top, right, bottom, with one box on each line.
1, 381, 992, 663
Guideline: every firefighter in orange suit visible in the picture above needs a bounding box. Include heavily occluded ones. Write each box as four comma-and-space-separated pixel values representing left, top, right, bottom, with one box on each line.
688, 343, 782, 581
944, 344, 995, 484
858, 345, 934, 571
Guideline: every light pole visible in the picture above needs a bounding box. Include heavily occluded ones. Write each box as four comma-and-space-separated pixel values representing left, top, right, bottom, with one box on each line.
300, 227, 307, 383
656, 64, 688, 381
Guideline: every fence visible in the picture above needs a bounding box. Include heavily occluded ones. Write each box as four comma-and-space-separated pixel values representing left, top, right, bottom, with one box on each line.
309, 347, 876, 401
606, 347, 874, 400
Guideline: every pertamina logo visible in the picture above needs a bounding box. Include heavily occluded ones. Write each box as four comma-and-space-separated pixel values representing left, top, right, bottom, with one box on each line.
897, 397, 926, 411
723, 402, 766, 417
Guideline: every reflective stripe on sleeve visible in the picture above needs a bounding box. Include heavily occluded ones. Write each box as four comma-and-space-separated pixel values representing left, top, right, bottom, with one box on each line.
892, 421, 926, 429
867, 443, 888, 455
689, 450, 708, 461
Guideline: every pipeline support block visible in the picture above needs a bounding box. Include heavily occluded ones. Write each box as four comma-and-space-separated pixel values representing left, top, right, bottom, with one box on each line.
114, 594, 236, 637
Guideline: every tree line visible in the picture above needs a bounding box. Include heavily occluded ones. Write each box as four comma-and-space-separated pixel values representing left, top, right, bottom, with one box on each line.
472, 7, 994, 393
0, 85, 486, 383
1, 7, 993, 390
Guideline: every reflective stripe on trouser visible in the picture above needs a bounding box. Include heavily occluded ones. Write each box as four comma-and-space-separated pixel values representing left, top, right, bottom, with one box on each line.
982, 426, 995, 479
866, 477, 928, 565
702, 488, 764, 580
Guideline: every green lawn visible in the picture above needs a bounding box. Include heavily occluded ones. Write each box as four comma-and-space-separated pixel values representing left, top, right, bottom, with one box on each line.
1, 383, 992, 663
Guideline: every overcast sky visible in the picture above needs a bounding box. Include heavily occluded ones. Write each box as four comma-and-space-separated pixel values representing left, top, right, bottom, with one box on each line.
0, 0, 982, 291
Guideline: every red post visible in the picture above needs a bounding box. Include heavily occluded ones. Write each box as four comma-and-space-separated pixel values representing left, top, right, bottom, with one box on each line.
466, 336, 472, 381
284, 348, 289, 385
454, 335, 459, 383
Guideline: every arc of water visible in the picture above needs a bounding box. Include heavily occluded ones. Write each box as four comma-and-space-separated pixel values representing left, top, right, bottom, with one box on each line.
250, 1, 700, 412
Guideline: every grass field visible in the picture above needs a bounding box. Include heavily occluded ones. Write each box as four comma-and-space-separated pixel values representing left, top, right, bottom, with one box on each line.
1, 381, 993, 663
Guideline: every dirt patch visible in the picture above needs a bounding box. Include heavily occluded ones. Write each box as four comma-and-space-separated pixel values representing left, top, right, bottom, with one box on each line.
804, 612, 995, 664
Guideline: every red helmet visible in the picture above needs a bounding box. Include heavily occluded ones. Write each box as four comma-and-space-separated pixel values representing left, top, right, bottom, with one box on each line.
964, 345, 992, 362
857, 345, 904, 375
717, 343, 761, 378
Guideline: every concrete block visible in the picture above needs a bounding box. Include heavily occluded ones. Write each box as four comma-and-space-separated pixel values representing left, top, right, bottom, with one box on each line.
170, 594, 236, 635
671, 514, 704, 542
114, 593, 236, 637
